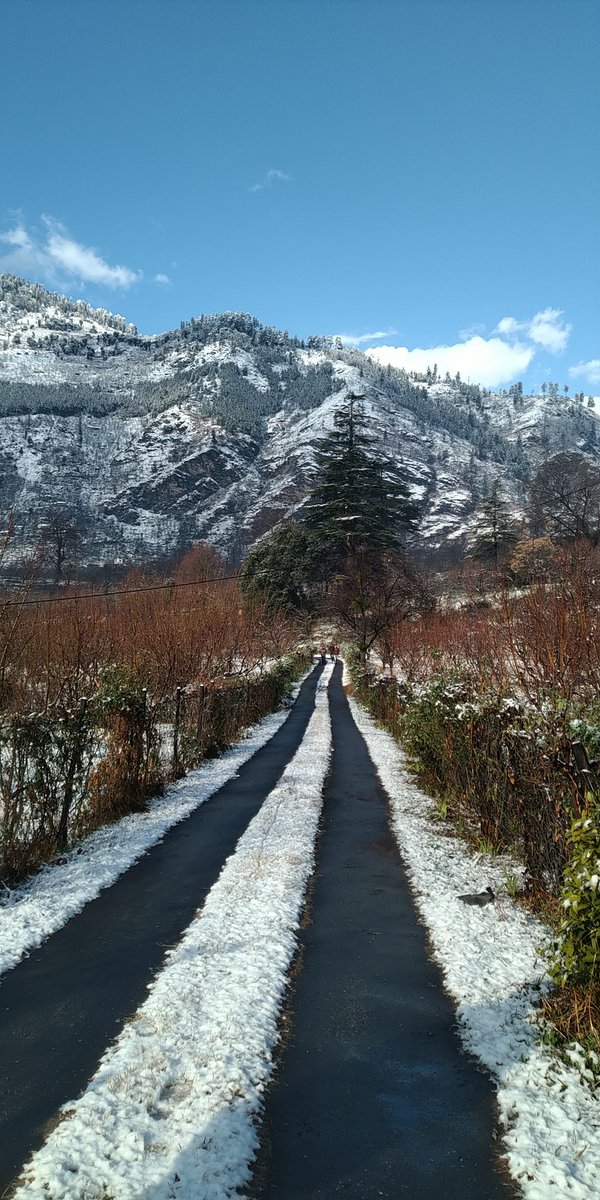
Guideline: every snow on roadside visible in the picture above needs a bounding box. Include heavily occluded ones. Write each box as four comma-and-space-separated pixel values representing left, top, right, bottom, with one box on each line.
0, 671, 312, 979
349, 696, 600, 1200
14, 664, 333, 1200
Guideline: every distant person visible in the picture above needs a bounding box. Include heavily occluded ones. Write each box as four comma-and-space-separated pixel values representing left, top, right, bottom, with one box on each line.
328, 643, 335, 661
320, 647, 327, 663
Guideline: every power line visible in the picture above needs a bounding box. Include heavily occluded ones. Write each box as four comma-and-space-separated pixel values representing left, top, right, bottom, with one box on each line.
0, 573, 240, 609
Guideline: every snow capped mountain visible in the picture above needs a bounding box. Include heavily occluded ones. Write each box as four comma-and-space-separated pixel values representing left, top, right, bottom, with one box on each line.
1, 274, 598, 575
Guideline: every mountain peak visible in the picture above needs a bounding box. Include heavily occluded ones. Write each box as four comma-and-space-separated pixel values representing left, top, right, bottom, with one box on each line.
0, 273, 135, 336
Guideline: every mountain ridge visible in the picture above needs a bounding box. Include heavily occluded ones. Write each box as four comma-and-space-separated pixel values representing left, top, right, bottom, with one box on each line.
1, 274, 598, 575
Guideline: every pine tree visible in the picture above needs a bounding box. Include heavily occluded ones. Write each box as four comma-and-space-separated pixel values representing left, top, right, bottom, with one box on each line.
302, 395, 419, 562
471, 478, 519, 566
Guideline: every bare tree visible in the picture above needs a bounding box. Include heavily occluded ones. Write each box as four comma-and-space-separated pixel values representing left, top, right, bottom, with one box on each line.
39, 510, 82, 585
529, 453, 600, 546
329, 549, 432, 662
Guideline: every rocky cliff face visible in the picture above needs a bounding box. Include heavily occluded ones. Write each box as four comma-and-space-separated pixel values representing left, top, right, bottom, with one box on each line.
1, 274, 598, 575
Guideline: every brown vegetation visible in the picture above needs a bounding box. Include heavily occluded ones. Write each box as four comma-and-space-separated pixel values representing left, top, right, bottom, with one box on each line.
0, 542, 304, 884
382, 541, 600, 709
351, 541, 600, 1055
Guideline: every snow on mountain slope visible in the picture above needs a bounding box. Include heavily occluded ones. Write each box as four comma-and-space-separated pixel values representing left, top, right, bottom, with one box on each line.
1, 274, 599, 573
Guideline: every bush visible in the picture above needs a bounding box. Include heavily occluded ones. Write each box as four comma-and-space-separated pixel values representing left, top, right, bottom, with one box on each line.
0, 544, 307, 882
549, 804, 600, 988
351, 663, 587, 893
0, 705, 98, 883
0, 651, 310, 885
86, 667, 162, 827
171, 651, 310, 767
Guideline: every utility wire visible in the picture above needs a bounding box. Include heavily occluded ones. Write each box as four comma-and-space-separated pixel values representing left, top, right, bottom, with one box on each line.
0, 573, 240, 609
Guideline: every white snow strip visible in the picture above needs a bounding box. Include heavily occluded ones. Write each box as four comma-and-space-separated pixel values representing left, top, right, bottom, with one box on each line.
349, 696, 600, 1200
0, 671, 312, 980
14, 663, 333, 1199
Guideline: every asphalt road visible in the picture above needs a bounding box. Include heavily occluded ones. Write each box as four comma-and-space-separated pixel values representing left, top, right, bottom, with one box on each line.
0, 662, 324, 1193
251, 661, 516, 1200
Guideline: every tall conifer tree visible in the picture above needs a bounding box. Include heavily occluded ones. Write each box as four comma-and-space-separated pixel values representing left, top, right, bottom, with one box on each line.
303, 395, 419, 562
471, 478, 519, 566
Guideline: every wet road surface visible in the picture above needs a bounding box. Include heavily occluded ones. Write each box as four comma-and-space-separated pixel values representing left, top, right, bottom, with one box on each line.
0, 663, 323, 1192
251, 661, 515, 1200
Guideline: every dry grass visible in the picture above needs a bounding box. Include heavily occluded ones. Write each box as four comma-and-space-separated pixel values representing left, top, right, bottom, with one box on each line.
541, 983, 600, 1059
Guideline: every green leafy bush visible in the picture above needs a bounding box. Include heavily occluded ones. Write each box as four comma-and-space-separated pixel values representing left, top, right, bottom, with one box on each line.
549, 805, 600, 987
570, 714, 600, 762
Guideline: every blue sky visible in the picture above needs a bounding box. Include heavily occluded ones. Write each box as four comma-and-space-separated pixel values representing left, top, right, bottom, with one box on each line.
1, 0, 598, 391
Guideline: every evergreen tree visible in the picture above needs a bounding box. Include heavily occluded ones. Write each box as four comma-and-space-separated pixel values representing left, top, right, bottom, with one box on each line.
471, 478, 519, 566
303, 395, 419, 563
240, 523, 320, 613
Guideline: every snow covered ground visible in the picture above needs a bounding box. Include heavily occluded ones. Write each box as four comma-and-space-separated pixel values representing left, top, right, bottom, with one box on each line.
0, 671, 311, 979
13, 664, 333, 1199
349, 697, 600, 1200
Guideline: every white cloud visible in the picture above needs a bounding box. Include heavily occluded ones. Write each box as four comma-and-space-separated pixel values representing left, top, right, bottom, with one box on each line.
459, 322, 486, 340
495, 316, 521, 336
493, 307, 571, 353
249, 168, 292, 193
0, 216, 140, 289
361, 305, 575, 388
569, 358, 600, 386
335, 329, 397, 346
367, 335, 535, 388
1, 224, 33, 251
43, 219, 140, 288
153, 272, 172, 286
528, 308, 571, 352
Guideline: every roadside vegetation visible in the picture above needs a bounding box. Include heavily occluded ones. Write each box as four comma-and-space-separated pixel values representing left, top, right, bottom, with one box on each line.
0, 540, 305, 886
350, 548, 600, 1071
